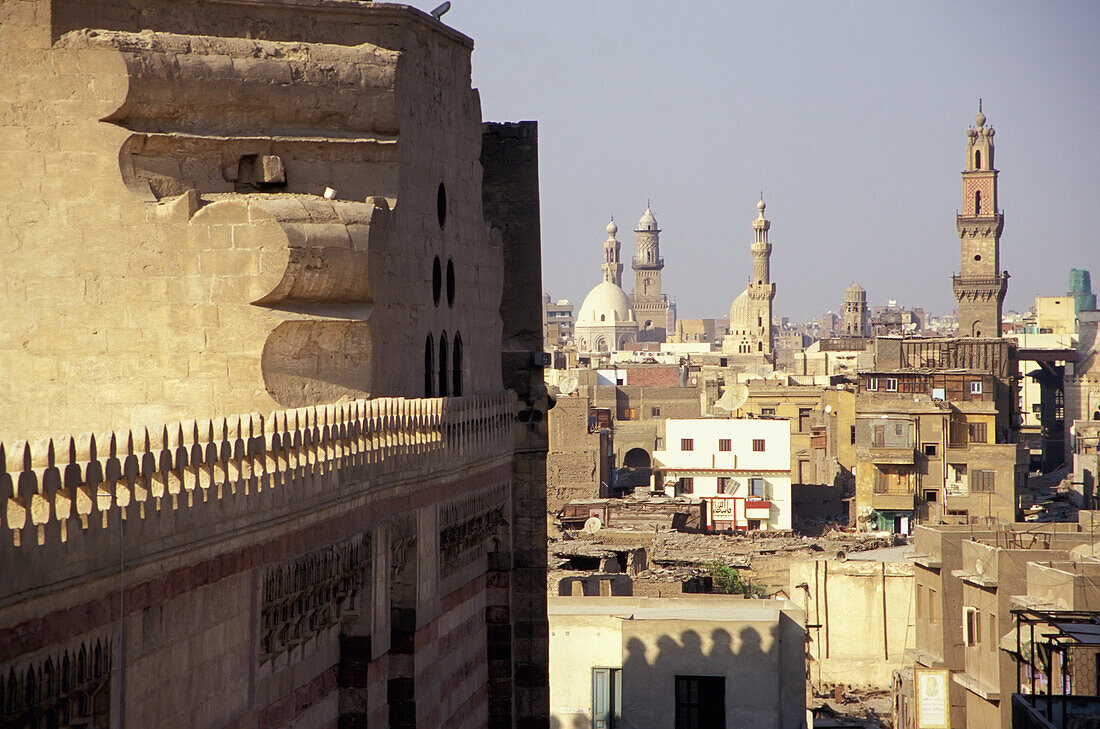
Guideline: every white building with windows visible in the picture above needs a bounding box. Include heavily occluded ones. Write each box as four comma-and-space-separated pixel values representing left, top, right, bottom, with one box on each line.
652, 419, 792, 531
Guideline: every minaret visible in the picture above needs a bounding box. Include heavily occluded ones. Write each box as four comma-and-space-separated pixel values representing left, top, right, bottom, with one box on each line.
843, 282, 868, 337
747, 196, 775, 357
953, 103, 1008, 337
630, 203, 669, 341
601, 218, 622, 286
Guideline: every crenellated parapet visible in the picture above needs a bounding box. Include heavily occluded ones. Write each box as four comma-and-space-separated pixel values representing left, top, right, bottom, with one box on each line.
0, 392, 514, 555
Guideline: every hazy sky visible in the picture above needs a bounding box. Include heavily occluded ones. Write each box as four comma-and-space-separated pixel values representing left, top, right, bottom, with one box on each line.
434, 1, 1099, 322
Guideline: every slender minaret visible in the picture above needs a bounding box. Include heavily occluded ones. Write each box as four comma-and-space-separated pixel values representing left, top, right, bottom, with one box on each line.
630, 203, 670, 341
601, 218, 622, 286
747, 196, 775, 356
953, 102, 1008, 337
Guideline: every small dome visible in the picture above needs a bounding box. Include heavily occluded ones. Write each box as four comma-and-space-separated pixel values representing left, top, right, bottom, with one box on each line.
975, 110, 986, 128
846, 282, 865, 294
606, 218, 618, 236
577, 281, 636, 325
729, 289, 751, 328
636, 205, 658, 231
757, 198, 766, 214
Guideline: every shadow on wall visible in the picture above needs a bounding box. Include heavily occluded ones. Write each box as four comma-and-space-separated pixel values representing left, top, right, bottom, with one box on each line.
551, 622, 795, 729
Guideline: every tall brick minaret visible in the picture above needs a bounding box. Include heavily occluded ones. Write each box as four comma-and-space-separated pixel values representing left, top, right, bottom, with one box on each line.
953, 102, 1008, 337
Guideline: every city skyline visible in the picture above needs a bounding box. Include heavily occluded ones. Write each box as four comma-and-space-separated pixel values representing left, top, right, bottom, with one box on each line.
441, 1, 1099, 322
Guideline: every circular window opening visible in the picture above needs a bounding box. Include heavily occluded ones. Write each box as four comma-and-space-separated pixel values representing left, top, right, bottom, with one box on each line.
437, 182, 447, 229
432, 256, 442, 306
446, 259, 455, 308
974, 254, 981, 261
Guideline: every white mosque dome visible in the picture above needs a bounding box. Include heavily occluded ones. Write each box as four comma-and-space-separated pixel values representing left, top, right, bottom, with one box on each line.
577, 281, 636, 324
729, 288, 751, 328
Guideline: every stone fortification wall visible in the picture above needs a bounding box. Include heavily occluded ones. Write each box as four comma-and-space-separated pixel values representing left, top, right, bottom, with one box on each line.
0, 0, 502, 441
0, 392, 515, 728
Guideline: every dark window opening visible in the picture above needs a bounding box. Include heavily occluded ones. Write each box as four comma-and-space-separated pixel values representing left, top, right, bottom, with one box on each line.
681, 439, 694, 451
925, 490, 938, 503
974, 189, 982, 215
923, 443, 938, 457
679, 477, 694, 495
432, 256, 442, 306
718, 439, 731, 452
437, 182, 447, 228
452, 333, 463, 396
675, 675, 725, 729
752, 439, 765, 452
424, 335, 434, 397
446, 258, 455, 308
975, 150, 981, 169
438, 332, 449, 397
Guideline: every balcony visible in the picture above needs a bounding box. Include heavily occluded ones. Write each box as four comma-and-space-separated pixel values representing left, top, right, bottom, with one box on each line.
869, 446, 916, 465
871, 492, 915, 511
631, 256, 664, 269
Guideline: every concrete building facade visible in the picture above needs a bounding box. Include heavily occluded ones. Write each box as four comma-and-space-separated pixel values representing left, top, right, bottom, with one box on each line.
652, 418, 792, 531
548, 596, 806, 729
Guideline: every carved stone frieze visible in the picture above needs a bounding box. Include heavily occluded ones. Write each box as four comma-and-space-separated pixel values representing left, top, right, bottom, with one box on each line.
261, 532, 371, 658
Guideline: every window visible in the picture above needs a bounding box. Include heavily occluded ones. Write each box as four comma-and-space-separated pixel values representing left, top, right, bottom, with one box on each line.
895, 423, 904, 437
968, 422, 987, 444
452, 333, 463, 396
761, 407, 776, 416
438, 332, 449, 397
874, 468, 888, 494
798, 408, 812, 433
655, 437, 664, 448
872, 425, 885, 447
963, 607, 981, 647
971, 470, 995, 492
717, 477, 732, 493
749, 478, 765, 497
970, 381, 983, 395
928, 589, 938, 624
850, 425, 856, 445
675, 675, 725, 729
975, 150, 981, 169
592, 668, 622, 729
424, 335, 434, 397
752, 439, 765, 452
681, 439, 694, 451
718, 439, 731, 452
974, 189, 982, 215
916, 586, 924, 619
679, 477, 694, 495
867, 377, 879, 391
923, 443, 938, 457
651, 406, 662, 417
885, 377, 898, 392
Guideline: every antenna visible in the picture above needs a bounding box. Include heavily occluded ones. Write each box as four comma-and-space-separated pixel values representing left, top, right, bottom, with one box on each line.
430, 1, 451, 19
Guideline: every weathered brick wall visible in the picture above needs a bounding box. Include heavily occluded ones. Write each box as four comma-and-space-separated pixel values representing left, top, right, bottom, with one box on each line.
622, 366, 680, 388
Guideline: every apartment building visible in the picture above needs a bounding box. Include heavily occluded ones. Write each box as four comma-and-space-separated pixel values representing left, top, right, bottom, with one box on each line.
854, 366, 1026, 533
903, 520, 1100, 729
652, 419, 791, 531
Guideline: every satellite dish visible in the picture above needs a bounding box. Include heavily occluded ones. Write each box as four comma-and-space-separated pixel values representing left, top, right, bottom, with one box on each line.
716, 383, 749, 412
824, 405, 833, 414
582, 516, 602, 534
430, 2, 451, 19
757, 366, 773, 379
559, 376, 579, 396
974, 558, 984, 575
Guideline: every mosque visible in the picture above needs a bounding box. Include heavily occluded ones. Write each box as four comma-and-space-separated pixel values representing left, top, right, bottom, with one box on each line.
574, 199, 778, 361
